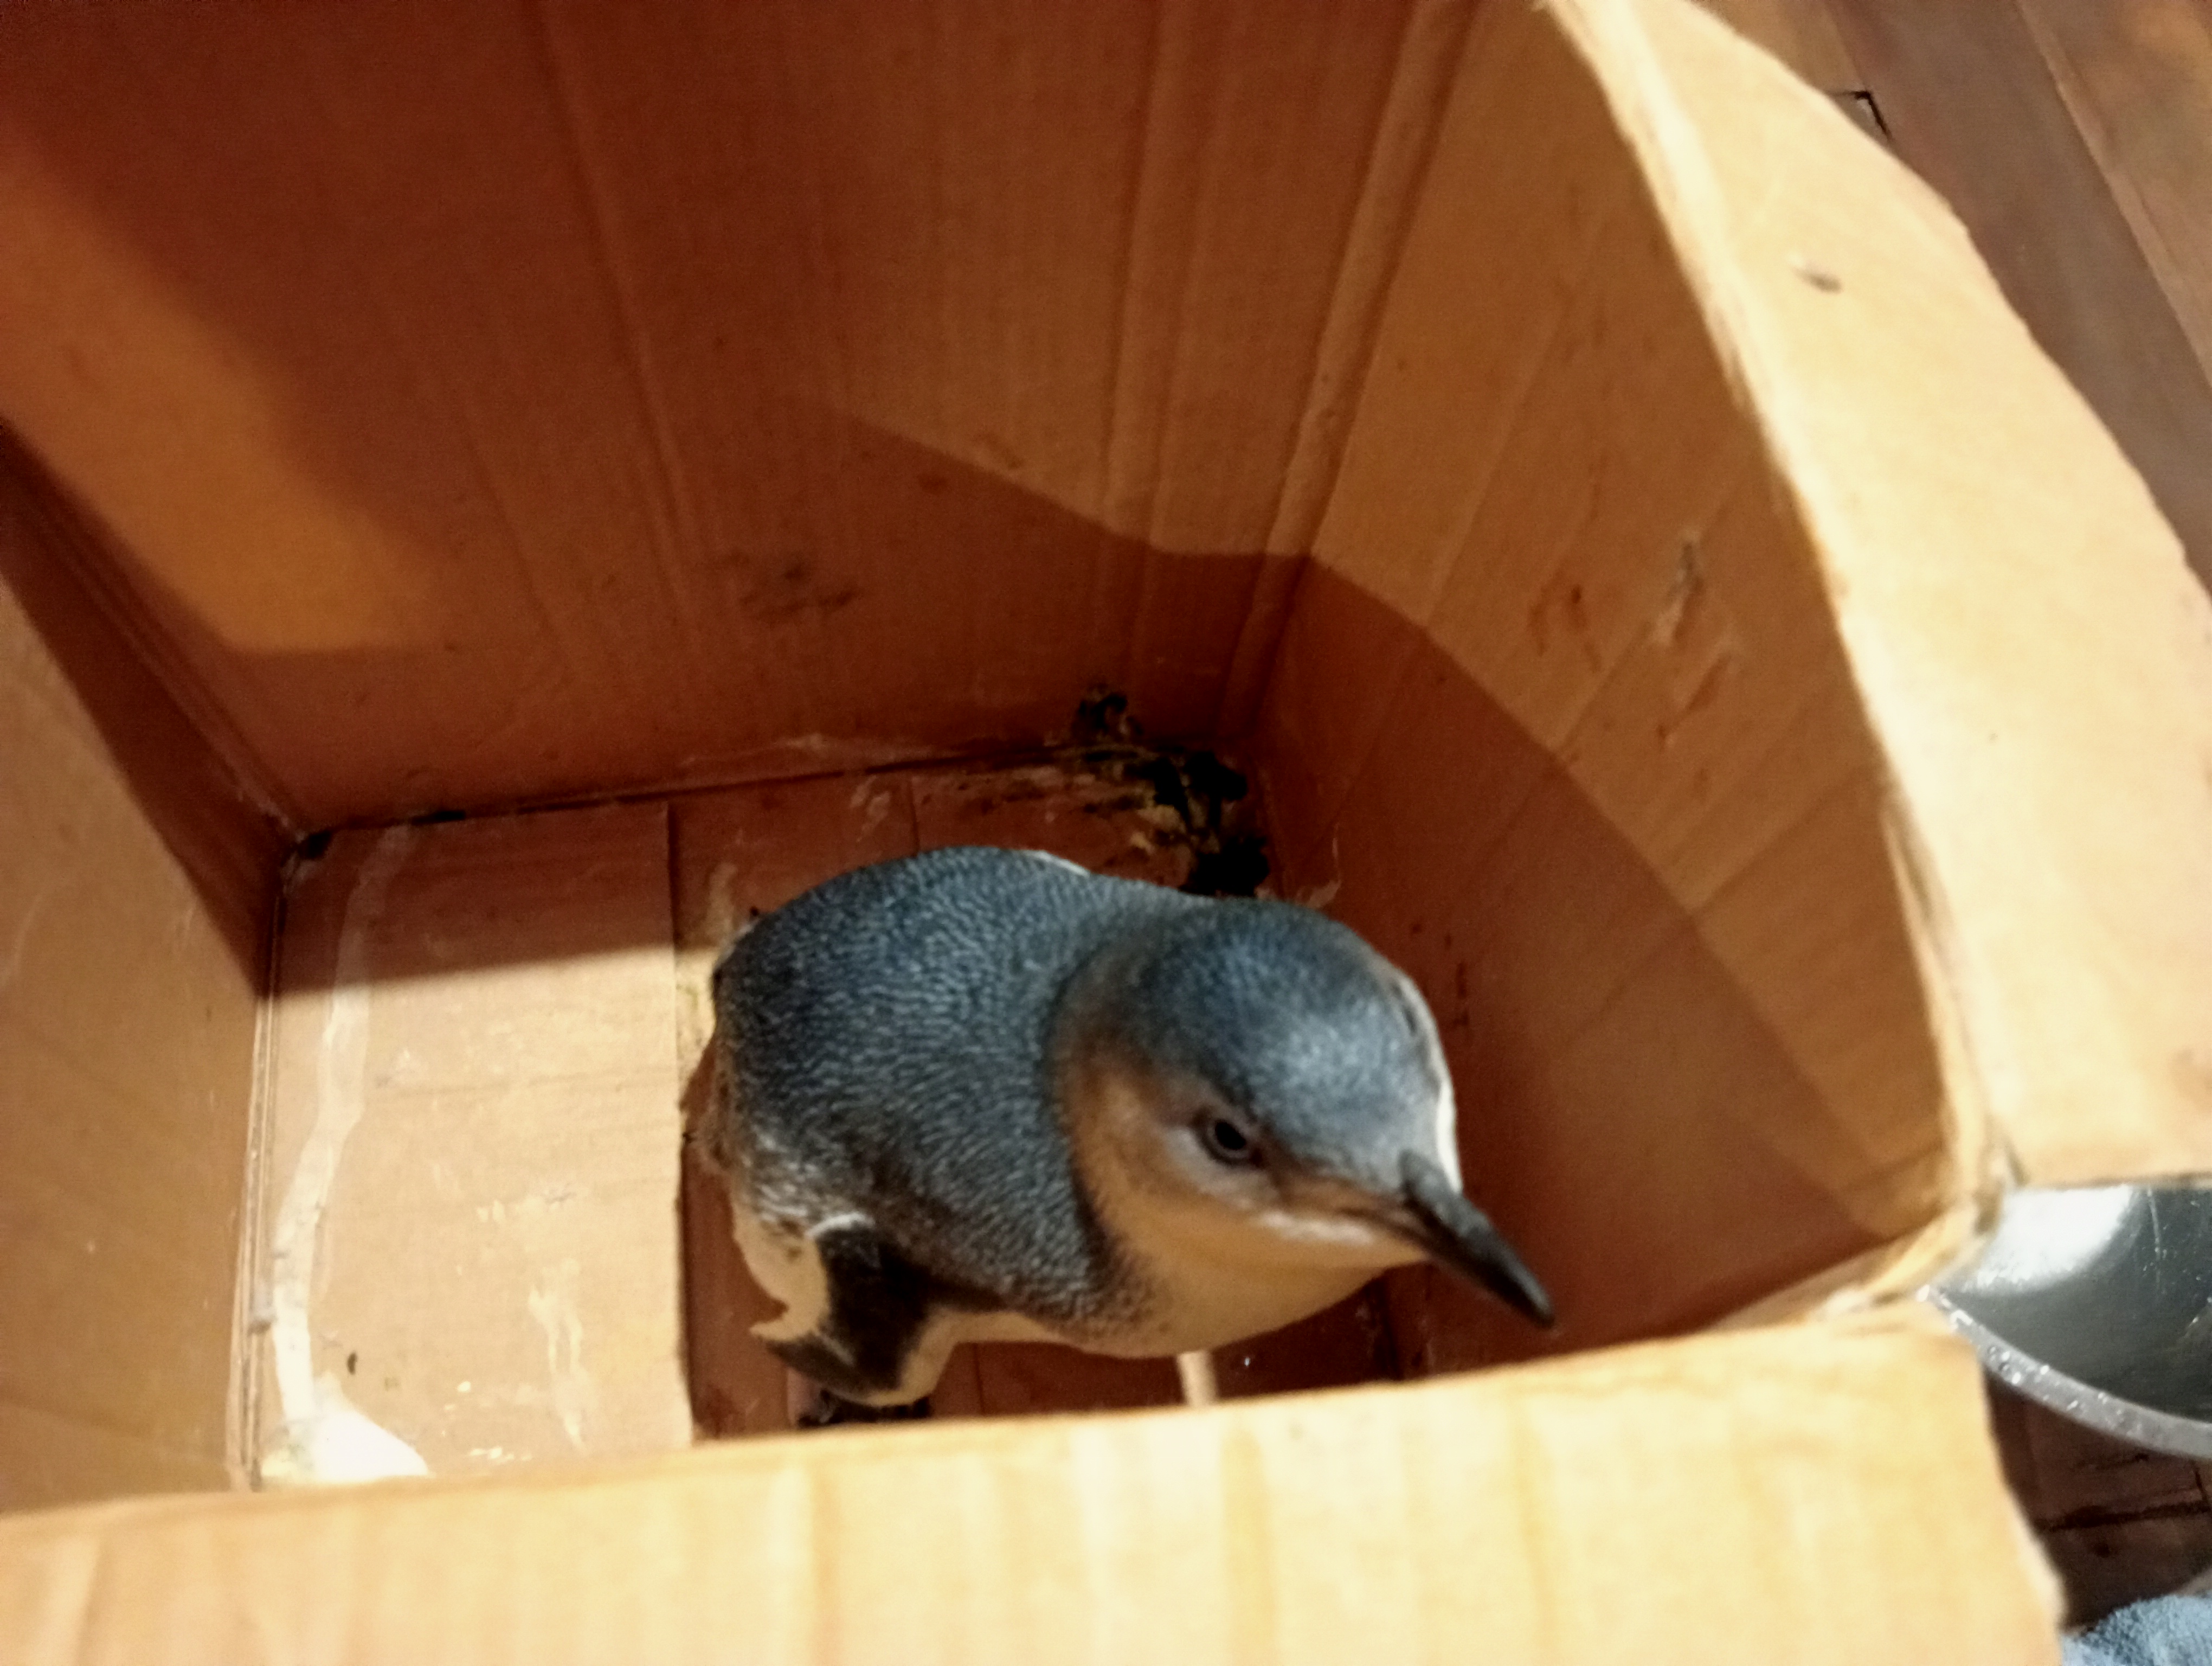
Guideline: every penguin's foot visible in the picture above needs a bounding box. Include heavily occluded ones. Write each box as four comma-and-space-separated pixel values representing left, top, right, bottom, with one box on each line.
787, 1369, 930, 1430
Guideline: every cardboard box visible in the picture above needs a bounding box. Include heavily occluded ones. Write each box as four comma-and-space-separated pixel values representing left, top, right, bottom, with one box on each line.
2, 0, 2209, 1656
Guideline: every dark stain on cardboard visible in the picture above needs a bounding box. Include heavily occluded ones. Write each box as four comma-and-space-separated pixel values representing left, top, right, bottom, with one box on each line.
1652, 537, 1705, 648
1071, 688, 1140, 746
1657, 649, 1735, 748
736, 554, 861, 624
1448, 961, 1474, 1036
1790, 254, 1844, 293
1068, 686, 1271, 898
1528, 575, 1603, 671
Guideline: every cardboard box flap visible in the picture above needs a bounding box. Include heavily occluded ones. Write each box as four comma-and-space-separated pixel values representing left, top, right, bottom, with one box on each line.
1552, 0, 2212, 1188
0, 1317, 2055, 1664
1289, 0, 1964, 1363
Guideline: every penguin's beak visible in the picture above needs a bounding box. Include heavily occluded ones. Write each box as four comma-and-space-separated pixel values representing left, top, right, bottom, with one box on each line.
1395, 1153, 1555, 1329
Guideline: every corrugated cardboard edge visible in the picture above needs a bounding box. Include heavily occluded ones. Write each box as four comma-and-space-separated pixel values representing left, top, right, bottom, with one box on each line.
0, 1311, 2060, 1665
225, 857, 290, 1491
1548, 0, 2212, 1196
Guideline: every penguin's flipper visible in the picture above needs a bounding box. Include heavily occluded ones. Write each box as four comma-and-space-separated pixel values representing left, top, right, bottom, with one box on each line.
760, 1218, 975, 1407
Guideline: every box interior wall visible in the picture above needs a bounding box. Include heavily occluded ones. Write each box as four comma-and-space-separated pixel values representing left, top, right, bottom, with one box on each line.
2, 0, 2207, 1530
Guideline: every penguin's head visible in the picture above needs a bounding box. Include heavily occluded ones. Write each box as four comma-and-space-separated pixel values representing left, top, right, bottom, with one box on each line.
1059, 900, 1553, 1329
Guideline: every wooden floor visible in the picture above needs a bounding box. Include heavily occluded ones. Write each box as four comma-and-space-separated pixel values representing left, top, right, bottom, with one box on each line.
1703, 0, 2212, 597
1703, 0, 2212, 1625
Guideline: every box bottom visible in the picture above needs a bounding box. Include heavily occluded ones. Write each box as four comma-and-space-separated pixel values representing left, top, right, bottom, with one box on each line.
248, 745, 1425, 1485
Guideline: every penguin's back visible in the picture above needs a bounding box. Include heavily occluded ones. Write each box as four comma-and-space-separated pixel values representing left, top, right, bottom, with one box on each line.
711, 845, 1193, 1325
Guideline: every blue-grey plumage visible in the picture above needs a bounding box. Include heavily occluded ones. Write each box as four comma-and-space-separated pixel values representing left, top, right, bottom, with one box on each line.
705, 845, 1549, 1407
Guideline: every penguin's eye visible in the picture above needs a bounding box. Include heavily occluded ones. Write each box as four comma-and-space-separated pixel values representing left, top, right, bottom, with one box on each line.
1197, 1114, 1260, 1167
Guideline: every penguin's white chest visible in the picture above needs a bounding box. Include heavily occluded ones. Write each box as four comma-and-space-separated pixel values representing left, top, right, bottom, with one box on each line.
1107, 1246, 1387, 1357
723, 1183, 838, 1347
1081, 1167, 1420, 1356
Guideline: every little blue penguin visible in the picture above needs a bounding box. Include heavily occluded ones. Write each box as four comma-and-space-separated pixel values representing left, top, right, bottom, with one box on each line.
704, 845, 1552, 1408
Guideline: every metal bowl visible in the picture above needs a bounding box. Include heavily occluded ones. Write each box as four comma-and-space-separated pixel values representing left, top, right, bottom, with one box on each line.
1924, 1184, 2212, 1458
